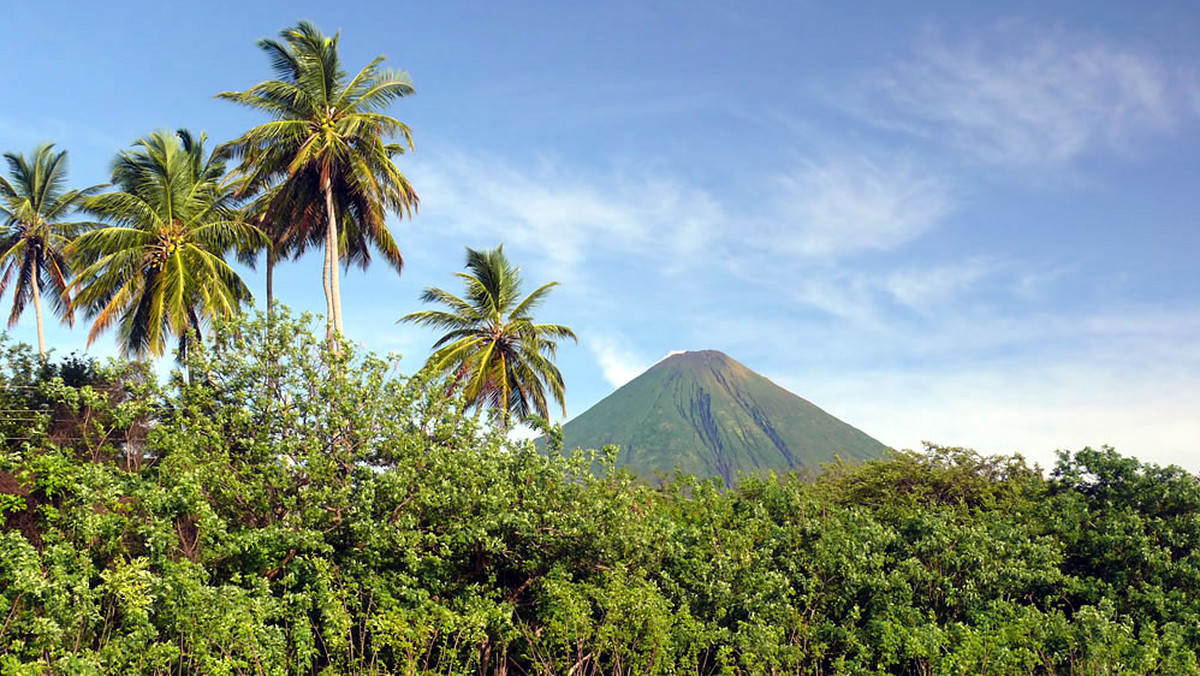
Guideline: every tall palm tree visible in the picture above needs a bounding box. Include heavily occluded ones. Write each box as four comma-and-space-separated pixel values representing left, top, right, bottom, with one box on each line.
234, 167, 404, 322
70, 130, 263, 359
399, 245, 577, 427
218, 20, 418, 339
0, 144, 102, 358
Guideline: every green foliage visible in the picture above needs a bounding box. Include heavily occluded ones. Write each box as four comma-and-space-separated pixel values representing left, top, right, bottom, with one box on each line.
70, 130, 262, 358
2, 314, 1200, 674
0, 144, 102, 356
400, 244, 577, 427
219, 20, 418, 338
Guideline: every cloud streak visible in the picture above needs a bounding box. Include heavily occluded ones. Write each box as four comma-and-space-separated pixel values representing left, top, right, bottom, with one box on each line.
801, 351, 1200, 472
765, 156, 956, 258
588, 334, 651, 388
884, 258, 998, 313
416, 148, 957, 274
852, 24, 1196, 168
408, 151, 725, 278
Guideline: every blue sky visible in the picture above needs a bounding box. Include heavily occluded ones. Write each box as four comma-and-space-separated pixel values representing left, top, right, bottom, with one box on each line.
4, 2, 1200, 469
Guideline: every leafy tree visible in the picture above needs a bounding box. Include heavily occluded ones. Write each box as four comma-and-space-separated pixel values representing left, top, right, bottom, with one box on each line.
69, 130, 262, 358
218, 20, 418, 339
400, 245, 577, 427
3, 313, 1200, 674
0, 145, 101, 358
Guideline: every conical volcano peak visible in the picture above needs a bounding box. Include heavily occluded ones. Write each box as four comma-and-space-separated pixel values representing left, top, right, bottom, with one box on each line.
657, 350, 747, 374
558, 352, 886, 484
661, 349, 733, 364
652, 350, 759, 390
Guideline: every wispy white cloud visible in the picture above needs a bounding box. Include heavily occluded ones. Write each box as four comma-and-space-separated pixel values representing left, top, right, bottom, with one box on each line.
694, 152, 959, 324
1013, 266, 1072, 302
587, 334, 651, 388
786, 272, 886, 327
852, 24, 1196, 168
765, 156, 955, 257
408, 151, 724, 278
724, 257, 1000, 328
753, 302, 1200, 470
801, 354, 1200, 472
414, 146, 956, 287
884, 258, 998, 312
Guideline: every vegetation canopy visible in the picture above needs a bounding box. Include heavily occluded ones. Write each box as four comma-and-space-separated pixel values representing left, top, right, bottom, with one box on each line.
2, 313, 1200, 675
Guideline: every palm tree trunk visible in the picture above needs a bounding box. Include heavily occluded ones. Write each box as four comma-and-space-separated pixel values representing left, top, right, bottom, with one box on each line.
264, 244, 280, 393
322, 182, 343, 339
326, 186, 343, 336
266, 246, 275, 322
321, 209, 335, 339
322, 232, 332, 335
183, 308, 201, 384
31, 272, 46, 360
500, 353, 509, 430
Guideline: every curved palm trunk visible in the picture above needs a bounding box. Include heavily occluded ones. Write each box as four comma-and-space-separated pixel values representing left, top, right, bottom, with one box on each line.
31, 271, 46, 359
322, 181, 343, 339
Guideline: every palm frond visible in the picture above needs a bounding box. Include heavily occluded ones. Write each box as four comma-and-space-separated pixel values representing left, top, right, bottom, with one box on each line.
404, 244, 574, 424
399, 309, 478, 333
219, 20, 419, 330
0, 144, 100, 337
74, 130, 255, 357
510, 281, 562, 319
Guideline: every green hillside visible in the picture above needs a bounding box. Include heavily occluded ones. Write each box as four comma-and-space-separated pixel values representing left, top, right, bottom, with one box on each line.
559, 350, 886, 482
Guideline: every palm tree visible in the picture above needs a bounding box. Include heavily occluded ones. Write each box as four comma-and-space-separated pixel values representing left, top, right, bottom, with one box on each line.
399, 245, 577, 427
70, 130, 263, 359
218, 20, 418, 339
0, 144, 102, 358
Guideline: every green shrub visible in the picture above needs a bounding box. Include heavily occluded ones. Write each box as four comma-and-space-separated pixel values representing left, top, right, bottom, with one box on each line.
1, 311, 1198, 674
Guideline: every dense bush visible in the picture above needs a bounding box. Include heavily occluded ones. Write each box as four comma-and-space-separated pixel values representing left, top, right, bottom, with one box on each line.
2, 313, 1199, 675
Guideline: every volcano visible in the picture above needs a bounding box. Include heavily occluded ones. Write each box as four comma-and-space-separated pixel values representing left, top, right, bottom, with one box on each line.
558, 350, 886, 484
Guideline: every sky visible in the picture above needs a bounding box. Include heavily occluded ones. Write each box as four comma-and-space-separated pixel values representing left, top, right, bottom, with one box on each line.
3, 1, 1200, 471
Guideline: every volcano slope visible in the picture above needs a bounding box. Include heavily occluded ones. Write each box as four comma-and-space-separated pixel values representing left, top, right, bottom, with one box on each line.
558, 350, 886, 484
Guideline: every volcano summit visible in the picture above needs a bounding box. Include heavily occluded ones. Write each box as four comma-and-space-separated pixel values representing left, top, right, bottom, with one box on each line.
558, 350, 887, 484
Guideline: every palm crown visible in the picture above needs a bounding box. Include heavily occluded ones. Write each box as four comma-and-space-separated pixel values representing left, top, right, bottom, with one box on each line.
70, 130, 262, 358
0, 144, 101, 357
219, 20, 418, 337
400, 245, 577, 426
